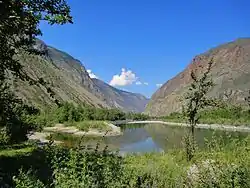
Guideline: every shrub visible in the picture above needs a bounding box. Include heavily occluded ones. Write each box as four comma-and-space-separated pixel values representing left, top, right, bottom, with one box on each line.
13, 169, 45, 188
30, 102, 137, 129
0, 128, 10, 145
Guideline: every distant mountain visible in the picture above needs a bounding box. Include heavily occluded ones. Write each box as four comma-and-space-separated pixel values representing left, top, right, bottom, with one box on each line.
146, 38, 250, 116
15, 39, 148, 112
93, 78, 149, 112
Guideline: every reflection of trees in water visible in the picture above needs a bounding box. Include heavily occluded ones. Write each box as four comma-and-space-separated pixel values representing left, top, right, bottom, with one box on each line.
105, 125, 150, 148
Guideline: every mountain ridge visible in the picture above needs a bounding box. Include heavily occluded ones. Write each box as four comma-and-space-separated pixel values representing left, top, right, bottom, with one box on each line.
15, 39, 148, 112
146, 38, 250, 116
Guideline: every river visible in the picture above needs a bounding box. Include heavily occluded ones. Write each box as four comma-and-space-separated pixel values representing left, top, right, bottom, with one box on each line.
60, 123, 250, 154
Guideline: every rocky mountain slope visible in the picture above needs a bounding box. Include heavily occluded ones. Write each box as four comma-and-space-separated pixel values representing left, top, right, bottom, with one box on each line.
93, 78, 149, 112
146, 38, 250, 116
15, 39, 148, 112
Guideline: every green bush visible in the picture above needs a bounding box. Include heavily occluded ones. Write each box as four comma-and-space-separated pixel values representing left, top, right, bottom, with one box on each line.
199, 105, 250, 125
13, 169, 45, 188
0, 83, 40, 144
51, 147, 130, 188
0, 128, 10, 145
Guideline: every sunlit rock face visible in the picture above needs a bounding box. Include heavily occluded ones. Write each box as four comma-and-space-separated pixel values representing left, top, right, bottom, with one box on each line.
146, 38, 250, 116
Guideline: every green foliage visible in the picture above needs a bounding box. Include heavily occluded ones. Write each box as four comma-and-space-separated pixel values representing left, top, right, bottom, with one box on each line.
164, 104, 250, 126
56, 102, 126, 121
126, 112, 150, 121
164, 112, 185, 122
183, 59, 215, 161
50, 147, 129, 188
13, 169, 45, 188
0, 0, 72, 81
1, 135, 250, 187
32, 102, 149, 130
199, 105, 250, 125
0, 128, 10, 145
75, 121, 111, 132
0, 0, 72, 146
0, 82, 41, 144
0, 146, 34, 157
125, 152, 186, 187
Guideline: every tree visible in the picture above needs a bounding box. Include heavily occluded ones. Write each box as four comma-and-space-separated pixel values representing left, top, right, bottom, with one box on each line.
183, 59, 214, 161
0, 0, 72, 143
0, 0, 72, 81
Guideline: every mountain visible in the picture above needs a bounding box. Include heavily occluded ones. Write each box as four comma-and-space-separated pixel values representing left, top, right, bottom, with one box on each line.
146, 38, 250, 116
92, 78, 149, 112
15, 39, 148, 112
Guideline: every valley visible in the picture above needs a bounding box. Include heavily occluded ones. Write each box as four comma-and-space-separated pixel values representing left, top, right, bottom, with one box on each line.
1, 1, 250, 187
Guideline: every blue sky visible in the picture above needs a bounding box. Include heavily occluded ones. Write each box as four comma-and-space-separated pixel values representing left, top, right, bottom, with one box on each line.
39, 0, 249, 98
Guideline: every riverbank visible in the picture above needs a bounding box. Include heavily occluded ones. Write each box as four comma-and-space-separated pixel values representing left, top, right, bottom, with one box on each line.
126, 120, 250, 132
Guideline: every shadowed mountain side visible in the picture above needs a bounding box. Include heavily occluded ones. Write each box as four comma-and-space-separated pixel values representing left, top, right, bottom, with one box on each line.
14, 39, 148, 112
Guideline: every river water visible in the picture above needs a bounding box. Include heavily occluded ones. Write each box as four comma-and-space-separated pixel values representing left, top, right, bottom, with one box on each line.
67, 123, 249, 154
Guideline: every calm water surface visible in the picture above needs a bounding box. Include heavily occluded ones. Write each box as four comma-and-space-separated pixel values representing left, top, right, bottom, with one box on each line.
62, 123, 250, 154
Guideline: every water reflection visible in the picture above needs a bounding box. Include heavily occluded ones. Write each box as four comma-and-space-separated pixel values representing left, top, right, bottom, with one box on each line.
105, 123, 249, 153
57, 123, 250, 154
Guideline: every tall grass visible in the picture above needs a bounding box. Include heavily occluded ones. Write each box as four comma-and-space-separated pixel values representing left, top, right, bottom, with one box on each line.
9, 134, 250, 188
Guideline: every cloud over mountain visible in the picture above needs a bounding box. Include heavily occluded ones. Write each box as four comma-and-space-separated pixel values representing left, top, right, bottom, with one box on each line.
109, 68, 138, 86
87, 69, 98, 79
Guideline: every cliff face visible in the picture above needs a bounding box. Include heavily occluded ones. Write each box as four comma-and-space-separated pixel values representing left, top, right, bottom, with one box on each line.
15, 39, 148, 112
146, 38, 250, 116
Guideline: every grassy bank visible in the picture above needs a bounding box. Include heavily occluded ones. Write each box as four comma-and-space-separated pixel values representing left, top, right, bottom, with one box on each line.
0, 146, 35, 157
64, 120, 111, 132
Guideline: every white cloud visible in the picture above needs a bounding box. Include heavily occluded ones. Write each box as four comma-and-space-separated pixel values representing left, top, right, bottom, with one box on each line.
156, 83, 163, 87
87, 69, 98, 79
109, 68, 138, 86
136, 81, 149, 86
136, 81, 142, 85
